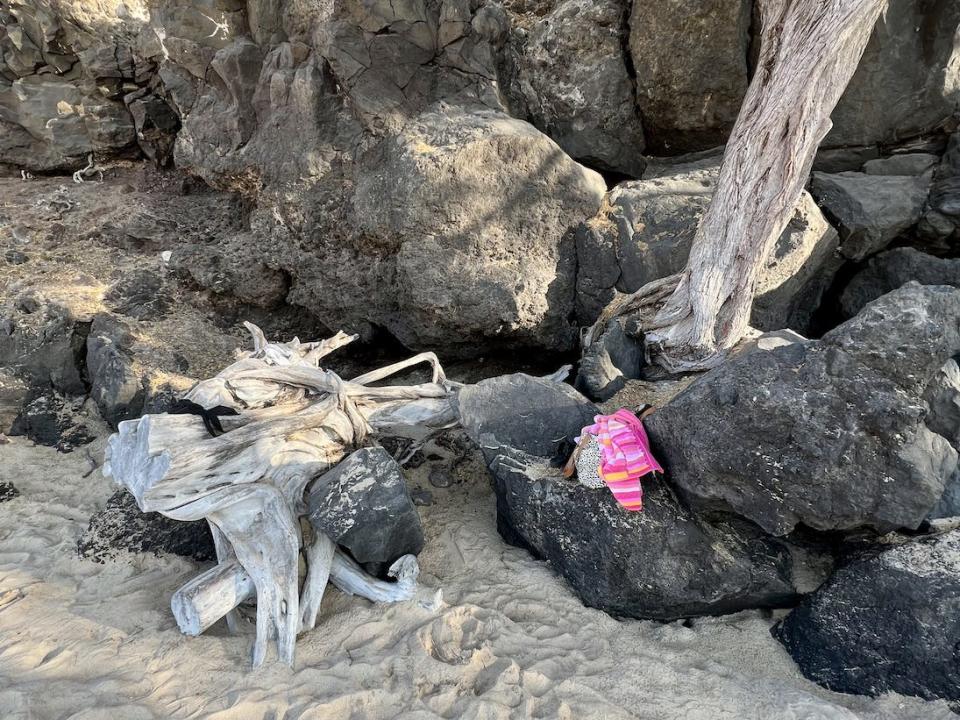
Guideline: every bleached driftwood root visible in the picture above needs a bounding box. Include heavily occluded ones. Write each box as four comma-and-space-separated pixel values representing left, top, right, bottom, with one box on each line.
104, 323, 456, 666
171, 548, 435, 640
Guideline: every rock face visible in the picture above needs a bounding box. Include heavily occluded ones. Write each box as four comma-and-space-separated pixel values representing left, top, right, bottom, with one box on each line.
575, 158, 840, 334
349, 105, 605, 354
919, 130, 960, 255
646, 284, 960, 537
78, 489, 216, 563
810, 171, 930, 261
457, 373, 831, 619
824, 0, 960, 151
840, 248, 960, 318
628, 0, 751, 154
307, 447, 424, 576
504, 0, 645, 177
774, 530, 960, 703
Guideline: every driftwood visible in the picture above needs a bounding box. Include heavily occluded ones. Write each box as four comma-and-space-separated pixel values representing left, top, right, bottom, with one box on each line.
585, 0, 886, 373
104, 323, 456, 666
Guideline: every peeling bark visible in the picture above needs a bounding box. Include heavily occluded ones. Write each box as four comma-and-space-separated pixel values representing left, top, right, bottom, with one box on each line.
588, 0, 887, 373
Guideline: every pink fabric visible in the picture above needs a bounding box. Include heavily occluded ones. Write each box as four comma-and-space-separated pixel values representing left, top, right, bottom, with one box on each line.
578, 409, 663, 511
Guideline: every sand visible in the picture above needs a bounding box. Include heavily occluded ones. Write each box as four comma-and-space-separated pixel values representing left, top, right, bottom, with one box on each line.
0, 435, 952, 720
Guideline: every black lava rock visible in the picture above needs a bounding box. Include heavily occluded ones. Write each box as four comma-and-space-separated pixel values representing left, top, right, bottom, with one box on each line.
307, 447, 424, 577
78, 489, 215, 563
774, 529, 960, 703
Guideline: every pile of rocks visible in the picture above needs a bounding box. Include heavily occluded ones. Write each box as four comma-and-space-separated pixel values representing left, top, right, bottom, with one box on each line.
459, 283, 960, 704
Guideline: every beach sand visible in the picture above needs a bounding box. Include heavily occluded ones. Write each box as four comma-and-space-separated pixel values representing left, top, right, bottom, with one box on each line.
0, 435, 951, 720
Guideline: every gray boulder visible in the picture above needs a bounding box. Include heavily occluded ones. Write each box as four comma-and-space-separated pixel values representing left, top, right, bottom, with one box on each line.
458, 373, 832, 619
823, 0, 960, 151
504, 0, 645, 177
774, 530, 960, 703
575, 159, 840, 335
862, 153, 939, 177
628, 0, 751, 153
576, 316, 644, 402
840, 248, 960, 318
646, 284, 960, 537
810, 171, 930, 261
307, 447, 424, 576
0, 4, 140, 171
350, 104, 605, 354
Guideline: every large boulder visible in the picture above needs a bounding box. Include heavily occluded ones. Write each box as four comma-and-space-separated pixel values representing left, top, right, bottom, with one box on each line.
503, 0, 645, 177
774, 530, 960, 704
823, 0, 960, 151
646, 283, 960, 537
840, 247, 960, 318
307, 447, 424, 576
457, 373, 832, 619
628, 0, 751, 154
575, 158, 840, 335
810, 171, 930, 262
347, 104, 605, 354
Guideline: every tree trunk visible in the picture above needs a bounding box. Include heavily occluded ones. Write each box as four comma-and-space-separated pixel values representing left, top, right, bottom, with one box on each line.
589, 0, 886, 373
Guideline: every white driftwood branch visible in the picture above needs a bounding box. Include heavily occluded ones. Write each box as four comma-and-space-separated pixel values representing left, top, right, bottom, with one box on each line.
172, 559, 254, 636
329, 553, 420, 603
104, 323, 454, 667
299, 530, 336, 633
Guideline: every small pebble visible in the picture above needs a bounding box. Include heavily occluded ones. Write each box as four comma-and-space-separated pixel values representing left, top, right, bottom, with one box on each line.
4, 249, 28, 264
428, 467, 454, 488
411, 488, 433, 506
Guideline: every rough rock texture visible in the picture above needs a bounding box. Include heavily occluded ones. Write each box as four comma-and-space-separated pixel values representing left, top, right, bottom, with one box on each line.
349, 105, 605, 353
9, 389, 95, 451
575, 158, 840, 334
457, 373, 832, 619
810, 171, 930, 262
0, 368, 28, 432
0, 295, 90, 395
925, 359, 960, 450
85, 314, 145, 429
840, 248, 960, 318
308, 447, 424, 575
78, 489, 215, 563
930, 467, 960, 519
646, 284, 960, 537
575, 316, 643, 402
503, 0, 645, 177
628, 0, 750, 154
774, 530, 960, 703
823, 0, 960, 150
862, 153, 939, 177
919, 130, 960, 255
